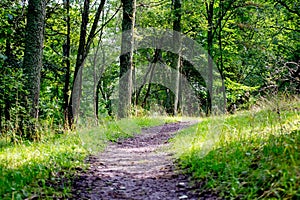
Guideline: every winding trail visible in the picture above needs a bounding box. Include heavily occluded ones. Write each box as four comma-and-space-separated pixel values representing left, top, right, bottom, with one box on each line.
71, 121, 215, 200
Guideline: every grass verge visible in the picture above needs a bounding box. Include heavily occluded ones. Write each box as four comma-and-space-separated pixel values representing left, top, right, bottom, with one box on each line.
0, 133, 87, 200
171, 97, 300, 199
0, 117, 171, 199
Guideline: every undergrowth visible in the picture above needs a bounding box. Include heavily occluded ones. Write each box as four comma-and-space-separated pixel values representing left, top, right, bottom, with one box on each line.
171, 96, 300, 199
0, 117, 170, 199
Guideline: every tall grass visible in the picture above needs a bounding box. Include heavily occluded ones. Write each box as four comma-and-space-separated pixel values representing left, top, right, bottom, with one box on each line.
0, 117, 172, 199
0, 133, 87, 199
171, 96, 300, 199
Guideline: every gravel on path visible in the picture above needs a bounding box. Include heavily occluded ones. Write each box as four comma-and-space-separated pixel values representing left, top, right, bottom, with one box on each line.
71, 121, 219, 200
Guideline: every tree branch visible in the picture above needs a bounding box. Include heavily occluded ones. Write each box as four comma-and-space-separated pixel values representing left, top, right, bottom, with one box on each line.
92, 5, 121, 39
86, 0, 106, 51
275, 0, 300, 17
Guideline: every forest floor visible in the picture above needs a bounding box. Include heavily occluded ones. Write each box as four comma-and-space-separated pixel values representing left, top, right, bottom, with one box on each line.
71, 121, 217, 200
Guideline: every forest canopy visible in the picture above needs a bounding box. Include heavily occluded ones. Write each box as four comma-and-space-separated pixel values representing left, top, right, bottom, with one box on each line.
0, 0, 299, 139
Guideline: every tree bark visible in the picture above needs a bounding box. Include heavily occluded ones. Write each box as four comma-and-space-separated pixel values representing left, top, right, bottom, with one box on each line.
63, 0, 71, 128
218, 0, 227, 113
68, 0, 89, 128
142, 58, 158, 108
136, 48, 162, 107
22, 0, 46, 136
172, 0, 182, 116
68, 0, 106, 127
205, 0, 214, 115
92, 37, 106, 125
4, 40, 11, 122
118, 0, 136, 118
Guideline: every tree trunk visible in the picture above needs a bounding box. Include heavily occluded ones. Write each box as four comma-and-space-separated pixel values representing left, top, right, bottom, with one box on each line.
63, 0, 71, 128
172, 0, 182, 116
141, 68, 154, 109
92, 9, 108, 125
205, 0, 214, 115
93, 53, 99, 125
135, 63, 152, 105
92, 38, 105, 125
22, 0, 46, 137
141, 49, 161, 108
68, 0, 89, 128
218, 0, 227, 113
118, 0, 136, 118
68, 0, 106, 127
135, 48, 161, 105
95, 80, 101, 120
4, 40, 11, 122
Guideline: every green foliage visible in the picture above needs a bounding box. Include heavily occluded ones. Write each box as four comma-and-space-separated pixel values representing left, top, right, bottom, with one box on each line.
0, 0, 299, 138
171, 97, 300, 199
137, 0, 172, 29
225, 78, 259, 109
0, 56, 26, 139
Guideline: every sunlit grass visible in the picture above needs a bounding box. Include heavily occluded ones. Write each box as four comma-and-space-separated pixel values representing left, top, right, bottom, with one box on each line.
78, 116, 178, 153
0, 116, 173, 199
0, 133, 87, 199
171, 96, 300, 199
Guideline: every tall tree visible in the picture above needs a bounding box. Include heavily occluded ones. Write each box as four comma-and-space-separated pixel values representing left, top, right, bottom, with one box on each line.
172, 0, 182, 116
63, 0, 71, 128
67, 0, 106, 127
22, 0, 46, 136
205, 0, 214, 115
118, 0, 136, 118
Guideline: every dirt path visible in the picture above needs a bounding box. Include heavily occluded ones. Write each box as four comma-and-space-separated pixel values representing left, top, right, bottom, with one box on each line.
71, 121, 213, 200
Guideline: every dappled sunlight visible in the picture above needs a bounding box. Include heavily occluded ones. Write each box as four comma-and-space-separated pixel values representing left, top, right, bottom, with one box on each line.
171, 98, 300, 199
0, 134, 87, 199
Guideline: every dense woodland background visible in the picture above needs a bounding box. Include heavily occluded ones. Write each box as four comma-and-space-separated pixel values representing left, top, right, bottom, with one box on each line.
0, 1, 299, 199
0, 0, 299, 139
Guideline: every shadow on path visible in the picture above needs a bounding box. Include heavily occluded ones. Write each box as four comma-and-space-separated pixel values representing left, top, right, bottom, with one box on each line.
71, 121, 217, 200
